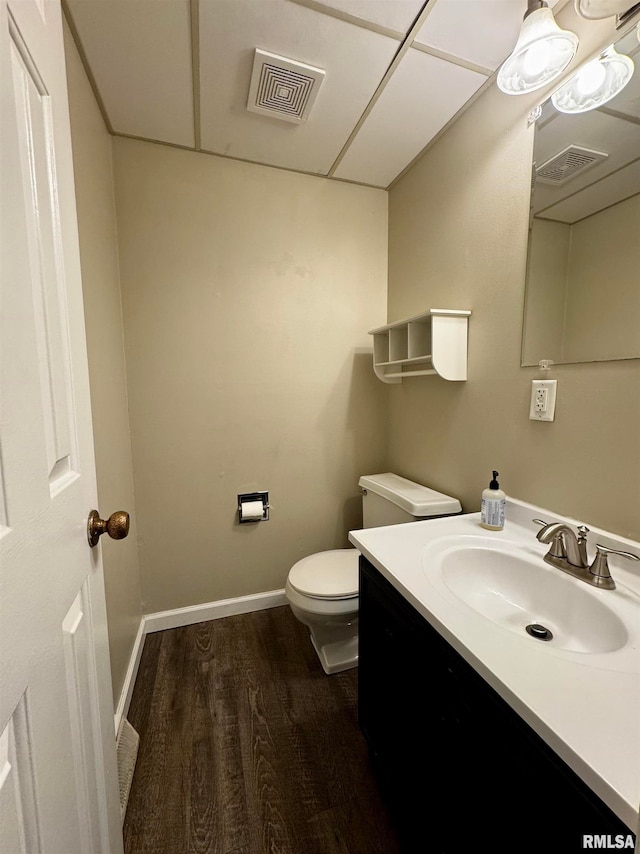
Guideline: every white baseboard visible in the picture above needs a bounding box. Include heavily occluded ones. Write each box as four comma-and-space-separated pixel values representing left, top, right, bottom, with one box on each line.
113, 617, 146, 735
113, 589, 287, 733
143, 589, 287, 634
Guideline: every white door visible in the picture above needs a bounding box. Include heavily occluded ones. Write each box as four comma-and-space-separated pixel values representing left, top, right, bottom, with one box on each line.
0, 0, 124, 851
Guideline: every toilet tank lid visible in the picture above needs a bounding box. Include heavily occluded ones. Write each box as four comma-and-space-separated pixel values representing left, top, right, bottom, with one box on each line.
358, 473, 461, 517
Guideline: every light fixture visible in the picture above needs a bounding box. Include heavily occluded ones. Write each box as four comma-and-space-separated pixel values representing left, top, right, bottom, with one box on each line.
551, 45, 634, 113
498, 0, 579, 95
574, 0, 638, 20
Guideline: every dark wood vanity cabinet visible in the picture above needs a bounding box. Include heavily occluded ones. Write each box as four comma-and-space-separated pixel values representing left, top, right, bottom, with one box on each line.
358, 557, 635, 853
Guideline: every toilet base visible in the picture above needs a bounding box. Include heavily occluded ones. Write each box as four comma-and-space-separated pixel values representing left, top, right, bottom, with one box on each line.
286, 583, 359, 675
310, 634, 358, 675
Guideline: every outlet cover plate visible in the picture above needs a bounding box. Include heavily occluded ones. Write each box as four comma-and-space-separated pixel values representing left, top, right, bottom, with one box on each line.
530, 379, 557, 421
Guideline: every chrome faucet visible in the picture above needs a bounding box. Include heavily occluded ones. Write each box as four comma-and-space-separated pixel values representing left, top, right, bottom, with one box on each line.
533, 519, 640, 590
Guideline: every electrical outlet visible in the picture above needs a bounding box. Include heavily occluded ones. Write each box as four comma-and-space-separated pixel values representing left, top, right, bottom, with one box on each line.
530, 379, 557, 421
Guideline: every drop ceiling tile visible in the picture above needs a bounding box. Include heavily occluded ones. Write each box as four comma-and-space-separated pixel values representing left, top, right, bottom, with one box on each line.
306, 0, 426, 33
198, 0, 400, 175
66, 0, 195, 147
334, 48, 486, 187
414, 0, 562, 72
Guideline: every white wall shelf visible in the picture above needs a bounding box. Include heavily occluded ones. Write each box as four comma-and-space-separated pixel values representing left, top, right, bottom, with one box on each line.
369, 309, 471, 383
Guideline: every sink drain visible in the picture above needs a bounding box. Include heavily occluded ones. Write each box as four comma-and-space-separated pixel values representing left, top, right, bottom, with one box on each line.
526, 623, 553, 642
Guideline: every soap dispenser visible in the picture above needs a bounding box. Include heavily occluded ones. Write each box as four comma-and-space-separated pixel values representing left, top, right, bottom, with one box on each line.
480, 471, 505, 531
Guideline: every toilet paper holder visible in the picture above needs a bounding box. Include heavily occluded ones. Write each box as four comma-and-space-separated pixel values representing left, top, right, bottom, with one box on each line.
237, 491, 269, 523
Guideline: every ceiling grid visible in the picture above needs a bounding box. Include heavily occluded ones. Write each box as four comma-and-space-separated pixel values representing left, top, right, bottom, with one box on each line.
63, 0, 636, 194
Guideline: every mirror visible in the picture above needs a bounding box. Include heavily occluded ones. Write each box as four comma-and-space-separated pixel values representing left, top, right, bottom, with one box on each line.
521, 26, 640, 367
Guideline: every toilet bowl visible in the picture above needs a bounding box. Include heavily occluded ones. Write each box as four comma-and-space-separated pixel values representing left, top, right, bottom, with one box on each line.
286, 549, 359, 675
285, 473, 461, 675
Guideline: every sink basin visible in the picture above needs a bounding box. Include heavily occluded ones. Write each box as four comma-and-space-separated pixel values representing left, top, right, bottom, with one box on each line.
423, 536, 629, 654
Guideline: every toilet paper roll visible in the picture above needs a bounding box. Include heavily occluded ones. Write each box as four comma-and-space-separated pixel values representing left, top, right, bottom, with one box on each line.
240, 499, 264, 520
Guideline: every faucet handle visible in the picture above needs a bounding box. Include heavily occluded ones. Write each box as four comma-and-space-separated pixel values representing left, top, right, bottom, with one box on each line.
532, 518, 551, 528
589, 544, 640, 590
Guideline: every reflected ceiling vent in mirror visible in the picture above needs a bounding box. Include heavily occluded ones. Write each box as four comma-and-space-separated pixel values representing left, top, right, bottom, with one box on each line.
535, 145, 608, 184
247, 49, 325, 124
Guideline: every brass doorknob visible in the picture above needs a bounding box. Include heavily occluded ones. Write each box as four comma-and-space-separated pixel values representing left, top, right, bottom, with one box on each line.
87, 510, 130, 548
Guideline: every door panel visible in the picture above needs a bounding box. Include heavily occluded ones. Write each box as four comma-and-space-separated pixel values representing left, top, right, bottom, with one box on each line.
0, 696, 42, 854
10, 15, 78, 495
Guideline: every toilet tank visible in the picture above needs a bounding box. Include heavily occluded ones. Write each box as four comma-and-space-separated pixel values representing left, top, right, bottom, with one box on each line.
359, 473, 461, 529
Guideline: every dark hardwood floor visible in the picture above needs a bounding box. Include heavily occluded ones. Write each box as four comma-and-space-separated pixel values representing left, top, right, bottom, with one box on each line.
123, 606, 402, 854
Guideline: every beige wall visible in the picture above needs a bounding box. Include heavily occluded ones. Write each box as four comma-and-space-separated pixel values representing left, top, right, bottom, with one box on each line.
524, 196, 640, 365
64, 25, 143, 708
387, 8, 640, 541
522, 218, 570, 365
112, 139, 388, 613
564, 194, 640, 363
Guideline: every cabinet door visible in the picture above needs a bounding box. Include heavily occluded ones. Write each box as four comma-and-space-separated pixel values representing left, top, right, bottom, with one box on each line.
358, 559, 460, 841
359, 559, 447, 748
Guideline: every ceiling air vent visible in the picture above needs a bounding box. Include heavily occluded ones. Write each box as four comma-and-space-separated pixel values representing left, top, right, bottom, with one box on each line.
535, 145, 608, 185
247, 49, 325, 124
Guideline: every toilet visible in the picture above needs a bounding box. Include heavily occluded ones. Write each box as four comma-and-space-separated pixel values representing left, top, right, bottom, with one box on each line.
285, 473, 461, 675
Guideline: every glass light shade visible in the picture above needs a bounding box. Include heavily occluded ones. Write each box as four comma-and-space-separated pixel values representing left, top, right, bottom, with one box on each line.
574, 0, 634, 20
497, 7, 579, 95
551, 46, 634, 113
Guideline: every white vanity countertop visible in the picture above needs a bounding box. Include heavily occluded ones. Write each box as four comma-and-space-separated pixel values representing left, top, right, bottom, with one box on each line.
349, 497, 640, 832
